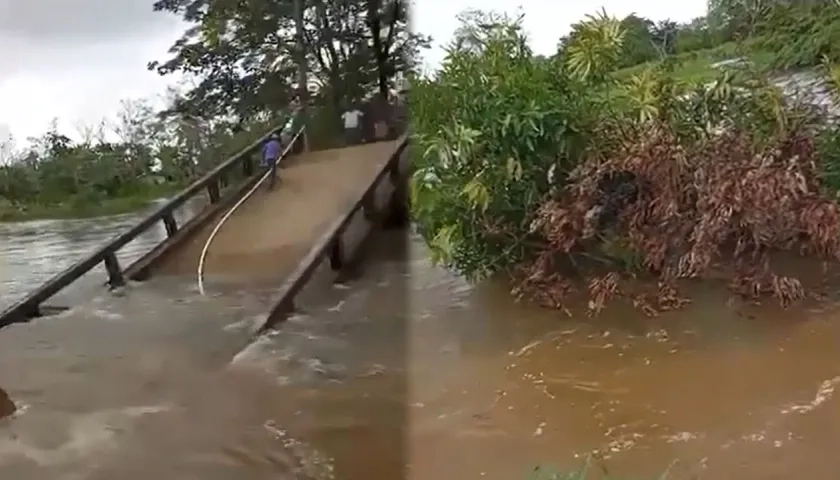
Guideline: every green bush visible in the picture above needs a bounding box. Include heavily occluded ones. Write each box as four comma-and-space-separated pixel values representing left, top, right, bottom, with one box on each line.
409, 16, 603, 280
410, 9, 840, 313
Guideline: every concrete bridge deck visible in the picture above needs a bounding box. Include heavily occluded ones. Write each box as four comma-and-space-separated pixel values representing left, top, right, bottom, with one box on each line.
158, 139, 402, 286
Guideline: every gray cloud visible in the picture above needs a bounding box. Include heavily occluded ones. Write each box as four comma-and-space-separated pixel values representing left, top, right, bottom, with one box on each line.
0, 0, 187, 140
0, 0, 180, 45
0, 0, 186, 81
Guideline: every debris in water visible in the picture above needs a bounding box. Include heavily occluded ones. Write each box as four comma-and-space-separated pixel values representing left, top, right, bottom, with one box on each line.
512, 340, 541, 357
511, 330, 577, 357
665, 431, 701, 443
533, 422, 547, 436
593, 433, 643, 458
358, 364, 385, 377
262, 420, 335, 479
647, 329, 669, 342
0, 388, 15, 419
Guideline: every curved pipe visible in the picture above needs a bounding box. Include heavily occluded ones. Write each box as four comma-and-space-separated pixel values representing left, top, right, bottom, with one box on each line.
196, 126, 307, 296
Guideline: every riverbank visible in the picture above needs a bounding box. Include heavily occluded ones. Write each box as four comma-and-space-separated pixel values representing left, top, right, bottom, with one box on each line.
614, 42, 779, 83
0, 183, 184, 222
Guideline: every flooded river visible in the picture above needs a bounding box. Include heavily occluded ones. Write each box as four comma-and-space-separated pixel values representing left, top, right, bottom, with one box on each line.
0, 197, 207, 310
1, 212, 839, 479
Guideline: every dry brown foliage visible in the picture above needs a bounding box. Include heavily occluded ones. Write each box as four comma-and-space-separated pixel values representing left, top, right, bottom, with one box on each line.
517, 125, 840, 315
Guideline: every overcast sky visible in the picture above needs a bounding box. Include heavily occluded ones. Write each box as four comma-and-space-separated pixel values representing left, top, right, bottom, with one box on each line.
0, 0, 186, 142
0, 0, 708, 143
413, 0, 709, 70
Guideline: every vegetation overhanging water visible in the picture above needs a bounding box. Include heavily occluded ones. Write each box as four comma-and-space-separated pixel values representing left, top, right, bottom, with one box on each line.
409, 0, 840, 324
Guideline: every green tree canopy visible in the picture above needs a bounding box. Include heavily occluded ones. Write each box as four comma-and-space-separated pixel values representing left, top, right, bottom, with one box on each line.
149, 0, 429, 121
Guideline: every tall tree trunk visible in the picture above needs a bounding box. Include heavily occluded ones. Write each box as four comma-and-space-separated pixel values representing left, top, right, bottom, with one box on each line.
294, 0, 309, 117
366, 0, 389, 97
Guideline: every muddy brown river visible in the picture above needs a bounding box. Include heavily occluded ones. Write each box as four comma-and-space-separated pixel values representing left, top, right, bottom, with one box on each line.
1, 214, 839, 479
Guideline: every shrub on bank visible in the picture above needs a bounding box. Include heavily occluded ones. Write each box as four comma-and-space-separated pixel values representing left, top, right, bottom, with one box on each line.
410, 10, 840, 314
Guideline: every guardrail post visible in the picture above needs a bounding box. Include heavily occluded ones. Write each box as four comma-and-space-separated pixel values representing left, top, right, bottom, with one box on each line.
290, 134, 300, 154
103, 253, 125, 288
329, 239, 344, 270
243, 156, 254, 177
388, 160, 400, 184
207, 179, 221, 204
362, 191, 377, 221
162, 211, 178, 237
385, 150, 410, 229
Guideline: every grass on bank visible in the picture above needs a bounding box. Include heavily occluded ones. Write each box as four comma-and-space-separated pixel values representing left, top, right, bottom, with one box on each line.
614, 41, 778, 83
0, 182, 186, 222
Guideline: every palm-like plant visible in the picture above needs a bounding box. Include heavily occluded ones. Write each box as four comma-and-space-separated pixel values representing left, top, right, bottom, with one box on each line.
564, 9, 625, 82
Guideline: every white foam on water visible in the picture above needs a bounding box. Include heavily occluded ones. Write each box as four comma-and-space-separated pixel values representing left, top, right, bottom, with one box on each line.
91, 308, 125, 322
665, 431, 703, 443
327, 300, 345, 312
718, 375, 840, 451
228, 333, 286, 371
0, 404, 172, 467
781, 376, 840, 415
223, 314, 268, 334
286, 313, 312, 324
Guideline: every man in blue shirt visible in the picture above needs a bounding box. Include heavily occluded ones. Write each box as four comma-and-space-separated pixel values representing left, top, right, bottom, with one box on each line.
261, 133, 282, 190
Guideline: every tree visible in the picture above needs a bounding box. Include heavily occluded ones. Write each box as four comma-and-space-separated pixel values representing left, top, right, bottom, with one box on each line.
707, 0, 774, 40
558, 12, 654, 70
149, 0, 428, 121
617, 15, 658, 68
675, 17, 715, 53
651, 20, 679, 55
0, 134, 16, 166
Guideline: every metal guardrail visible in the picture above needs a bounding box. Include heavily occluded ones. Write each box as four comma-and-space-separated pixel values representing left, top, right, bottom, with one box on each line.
0, 111, 303, 329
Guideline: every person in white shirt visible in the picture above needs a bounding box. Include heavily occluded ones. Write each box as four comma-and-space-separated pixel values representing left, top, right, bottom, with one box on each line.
341, 106, 363, 146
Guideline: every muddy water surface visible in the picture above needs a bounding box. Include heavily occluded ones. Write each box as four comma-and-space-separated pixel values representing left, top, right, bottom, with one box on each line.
0, 220, 839, 479
0, 196, 207, 310
232, 230, 840, 479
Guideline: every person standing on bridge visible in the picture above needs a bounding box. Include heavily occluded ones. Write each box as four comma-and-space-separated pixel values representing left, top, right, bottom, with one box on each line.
341, 104, 363, 146
261, 133, 283, 190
